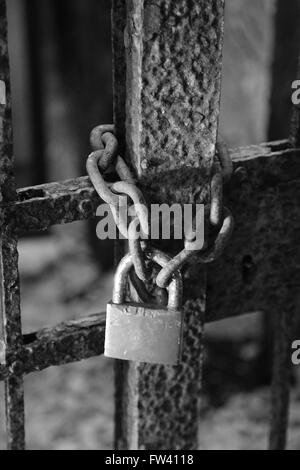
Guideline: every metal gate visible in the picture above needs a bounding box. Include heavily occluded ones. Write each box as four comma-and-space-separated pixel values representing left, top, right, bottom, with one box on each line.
0, 0, 299, 450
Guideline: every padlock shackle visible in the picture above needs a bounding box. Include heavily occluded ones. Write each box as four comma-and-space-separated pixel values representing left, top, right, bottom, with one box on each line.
113, 249, 183, 310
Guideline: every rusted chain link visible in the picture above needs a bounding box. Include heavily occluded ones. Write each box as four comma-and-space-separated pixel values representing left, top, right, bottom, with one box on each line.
110, 181, 149, 238
156, 207, 234, 288
129, 269, 153, 304
87, 125, 135, 186
210, 169, 223, 226
90, 124, 115, 151
87, 125, 151, 283
112, 249, 183, 309
86, 150, 120, 206
129, 266, 168, 306
196, 207, 234, 263
128, 218, 150, 282
111, 180, 151, 282
156, 138, 234, 289
87, 125, 234, 296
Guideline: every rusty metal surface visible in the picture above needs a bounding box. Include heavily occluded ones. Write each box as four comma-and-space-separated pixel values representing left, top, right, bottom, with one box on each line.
0, 139, 292, 235
0, 297, 272, 384
112, 0, 127, 158
156, 146, 233, 289
0, 0, 297, 452
205, 142, 300, 450
5, 376, 25, 450
5, 142, 295, 308
114, 0, 225, 450
268, 49, 300, 450
200, 167, 299, 445
205, 154, 300, 320
269, 306, 293, 450
14, 176, 100, 232
205, 164, 299, 451
126, 0, 225, 176
0, 0, 25, 450
0, 313, 106, 381
0, 140, 292, 235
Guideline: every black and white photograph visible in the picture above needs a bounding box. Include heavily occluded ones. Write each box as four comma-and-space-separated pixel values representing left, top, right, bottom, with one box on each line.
0, 0, 299, 453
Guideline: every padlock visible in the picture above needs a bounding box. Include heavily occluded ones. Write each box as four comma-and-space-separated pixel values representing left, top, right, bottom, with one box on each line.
105, 250, 184, 365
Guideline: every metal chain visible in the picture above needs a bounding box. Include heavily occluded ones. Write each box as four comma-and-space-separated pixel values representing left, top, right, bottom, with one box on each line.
87, 125, 151, 284
156, 137, 234, 289
156, 206, 234, 288
128, 218, 150, 282
87, 125, 234, 295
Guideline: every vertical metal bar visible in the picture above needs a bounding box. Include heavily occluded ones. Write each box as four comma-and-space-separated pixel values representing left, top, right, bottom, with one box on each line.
0, 0, 25, 450
112, 0, 127, 159
112, 0, 130, 450
113, 0, 225, 450
269, 309, 293, 450
268, 2, 300, 450
268, 96, 300, 451
290, 57, 300, 148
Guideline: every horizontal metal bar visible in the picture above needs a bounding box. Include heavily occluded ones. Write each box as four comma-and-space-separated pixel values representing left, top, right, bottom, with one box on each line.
205, 161, 300, 323
0, 313, 106, 381
0, 139, 297, 234
15, 176, 101, 233
0, 137, 297, 385
0, 306, 258, 381
230, 139, 294, 161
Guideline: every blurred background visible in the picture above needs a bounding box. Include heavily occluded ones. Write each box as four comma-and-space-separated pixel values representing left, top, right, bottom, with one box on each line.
0, 0, 299, 449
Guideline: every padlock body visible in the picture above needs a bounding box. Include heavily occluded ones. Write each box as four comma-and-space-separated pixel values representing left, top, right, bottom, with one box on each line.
105, 301, 184, 365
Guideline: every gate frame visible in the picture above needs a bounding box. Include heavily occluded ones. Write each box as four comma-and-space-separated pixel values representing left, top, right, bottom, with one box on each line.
0, 0, 299, 450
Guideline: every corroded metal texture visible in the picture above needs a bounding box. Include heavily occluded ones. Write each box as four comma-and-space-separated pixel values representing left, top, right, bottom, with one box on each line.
126, 0, 225, 176
205, 151, 300, 321
3, 285, 280, 383
0, 313, 106, 381
0, 0, 25, 450
23, 313, 105, 373
0, 0, 296, 452
15, 177, 100, 232
0, 147, 297, 445
115, 0, 225, 450
205, 151, 299, 450
5, 376, 25, 450
269, 305, 293, 450
0, 140, 292, 235
268, 44, 300, 450
112, 0, 127, 156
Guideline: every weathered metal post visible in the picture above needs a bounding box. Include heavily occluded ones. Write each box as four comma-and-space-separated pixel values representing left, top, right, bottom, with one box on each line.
0, 0, 25, 450
269, 54, 300, 450
113, 0, 225, 450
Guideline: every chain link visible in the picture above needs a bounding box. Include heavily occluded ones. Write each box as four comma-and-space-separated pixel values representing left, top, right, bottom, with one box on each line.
155, 137, 234, 289
110, 181, 149, 238
87, 126, 151, 284
156, 206, 234, 288
86, 150, 121, 206
128, 218, 150, 282
129, 265, 168, 306
87, 125, 234, 296
90, 124, 115, 151
210, 168, 223, 226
